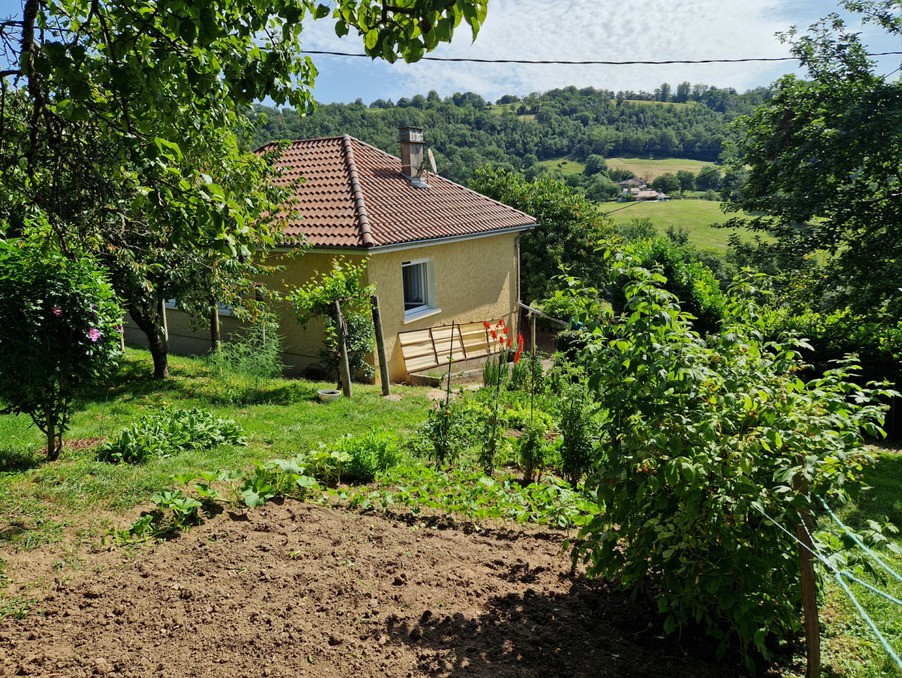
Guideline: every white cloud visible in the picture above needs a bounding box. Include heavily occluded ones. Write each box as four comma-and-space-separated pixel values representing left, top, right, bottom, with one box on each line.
390, 0, 796, 99
300, 1, 897, 104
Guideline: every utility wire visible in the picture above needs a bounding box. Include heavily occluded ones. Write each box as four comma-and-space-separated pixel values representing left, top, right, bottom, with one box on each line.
753, 502, 902, 672
302, 50, 902, 65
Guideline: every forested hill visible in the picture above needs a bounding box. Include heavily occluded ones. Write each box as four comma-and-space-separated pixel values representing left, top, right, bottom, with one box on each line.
249, 84, 773, 185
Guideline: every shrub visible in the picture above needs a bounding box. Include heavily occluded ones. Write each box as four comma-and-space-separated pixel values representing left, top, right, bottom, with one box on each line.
287, 259, 375, 386
0, 239, 122, 460
97, 408, 246, 463
573, 260, 894, 667
518, 423, 549, 483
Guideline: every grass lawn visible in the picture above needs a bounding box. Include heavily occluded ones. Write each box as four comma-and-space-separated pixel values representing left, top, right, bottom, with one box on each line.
601, 198, 761, 251
0, 349, 434, 548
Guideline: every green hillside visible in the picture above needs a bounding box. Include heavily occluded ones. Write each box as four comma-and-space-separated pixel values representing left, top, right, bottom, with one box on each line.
602, 199, 758, 251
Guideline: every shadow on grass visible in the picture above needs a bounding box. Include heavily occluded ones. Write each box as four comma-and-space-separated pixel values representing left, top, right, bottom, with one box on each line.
843, 452, 902, 530
381, 575, 746, 677
0, 447, 42, 473
78, 357, 322, 408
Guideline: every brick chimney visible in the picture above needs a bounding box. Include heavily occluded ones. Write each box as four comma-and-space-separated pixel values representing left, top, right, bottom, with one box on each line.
398, 125, 428, 188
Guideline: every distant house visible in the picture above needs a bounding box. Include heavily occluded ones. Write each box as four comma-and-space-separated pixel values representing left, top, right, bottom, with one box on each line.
129, 127, 537, 383
636, 190, 660, 201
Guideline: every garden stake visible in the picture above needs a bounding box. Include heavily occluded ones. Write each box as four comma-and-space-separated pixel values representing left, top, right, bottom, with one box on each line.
370, 294, 390, 396
796, 473, 820, 677
334, 299, 353, 398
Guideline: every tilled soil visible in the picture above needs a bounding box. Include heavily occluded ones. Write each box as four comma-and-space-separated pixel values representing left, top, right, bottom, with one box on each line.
0, 501, 744, 677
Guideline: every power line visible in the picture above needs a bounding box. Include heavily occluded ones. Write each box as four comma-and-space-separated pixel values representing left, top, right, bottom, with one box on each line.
303, 50, 902, 66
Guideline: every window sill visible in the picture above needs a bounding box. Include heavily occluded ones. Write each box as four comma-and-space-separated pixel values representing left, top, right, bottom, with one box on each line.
403, 306, 441, 324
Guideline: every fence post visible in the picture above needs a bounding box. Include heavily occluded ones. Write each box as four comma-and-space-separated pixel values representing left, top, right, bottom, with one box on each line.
370, 294, 390, 396
334, 299, 353, 399
796, 474, 821, 678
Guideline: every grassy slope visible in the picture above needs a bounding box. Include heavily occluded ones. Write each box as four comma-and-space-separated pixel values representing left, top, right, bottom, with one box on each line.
602, 199, 758, 251
0, 349, 432, 547
605, 156, 708, 181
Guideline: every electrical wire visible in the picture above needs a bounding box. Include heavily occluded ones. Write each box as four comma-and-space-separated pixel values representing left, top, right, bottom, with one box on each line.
302, 50, 902, 65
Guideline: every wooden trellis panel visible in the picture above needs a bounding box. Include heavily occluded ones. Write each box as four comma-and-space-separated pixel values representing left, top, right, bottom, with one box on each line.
398, 321, 493, 374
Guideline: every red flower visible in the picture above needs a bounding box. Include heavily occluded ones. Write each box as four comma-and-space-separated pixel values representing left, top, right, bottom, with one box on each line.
503, 326, 510, 335
490, 330, 497, 340
513, 347, 522, 363
506, 336, 512, 348
483, 320, 491, 329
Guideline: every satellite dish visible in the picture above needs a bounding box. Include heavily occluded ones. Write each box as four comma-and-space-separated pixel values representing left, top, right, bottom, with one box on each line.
427, 148, 438, 175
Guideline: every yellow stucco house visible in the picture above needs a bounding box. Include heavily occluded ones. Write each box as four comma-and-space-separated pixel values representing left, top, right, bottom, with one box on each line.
143, 127, 536, 383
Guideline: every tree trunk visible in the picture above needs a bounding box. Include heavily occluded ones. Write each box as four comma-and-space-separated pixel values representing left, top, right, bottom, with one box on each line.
129, 302, 169, 379
45, 416, 60, 461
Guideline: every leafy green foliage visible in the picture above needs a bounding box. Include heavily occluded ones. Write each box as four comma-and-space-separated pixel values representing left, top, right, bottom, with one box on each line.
97, 408, 246, 464
306, 431, 400, 484
0, 239, 122, 460
726, 2, 902, 319
573, 256, 895, 666
287, 258, 375, 383
206, 313, 284, 403
346, 465, 599, 529
556, 386, 599, 485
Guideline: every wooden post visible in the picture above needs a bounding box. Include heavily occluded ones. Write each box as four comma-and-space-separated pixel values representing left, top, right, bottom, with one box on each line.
370, 294, 390, 396
334, 300, 353, 399
796, 475, 821, 678
530, 311, 537, 353
210, 300, 221, 353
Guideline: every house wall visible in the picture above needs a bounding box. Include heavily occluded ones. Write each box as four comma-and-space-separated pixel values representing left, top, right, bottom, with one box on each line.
125, 233, 521, 383
366, 232, 520, 381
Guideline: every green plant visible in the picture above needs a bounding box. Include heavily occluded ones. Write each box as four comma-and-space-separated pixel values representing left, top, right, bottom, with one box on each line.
207, 313, 283, 401
151, 490, 203, 530
573, 257, 896, 667
557, 386, 598, 485
287, 258, 375, 385
518, 424, 548, 483
0, 239, 122, 459
97, 408, 246, 463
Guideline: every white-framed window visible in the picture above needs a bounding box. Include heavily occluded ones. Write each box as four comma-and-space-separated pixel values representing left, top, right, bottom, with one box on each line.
402, 259, 439, 322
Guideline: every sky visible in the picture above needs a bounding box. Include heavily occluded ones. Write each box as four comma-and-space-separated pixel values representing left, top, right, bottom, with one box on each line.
298, 0, 901, 104
0, 0, 898, 105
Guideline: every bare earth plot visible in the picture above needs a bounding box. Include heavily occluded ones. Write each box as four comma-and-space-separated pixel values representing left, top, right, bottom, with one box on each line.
0, 501, 744, 677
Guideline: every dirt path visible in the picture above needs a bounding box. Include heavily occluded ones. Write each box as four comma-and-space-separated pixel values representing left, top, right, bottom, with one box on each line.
0, 501, 743, 677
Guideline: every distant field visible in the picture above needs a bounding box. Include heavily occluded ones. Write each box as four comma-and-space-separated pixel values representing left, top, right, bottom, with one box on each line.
601, 199, 760, 252
606, 157, 709, 181
540, 158, 585, 176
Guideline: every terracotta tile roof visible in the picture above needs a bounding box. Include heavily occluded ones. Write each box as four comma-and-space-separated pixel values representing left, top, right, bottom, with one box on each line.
259, 136, 536, 249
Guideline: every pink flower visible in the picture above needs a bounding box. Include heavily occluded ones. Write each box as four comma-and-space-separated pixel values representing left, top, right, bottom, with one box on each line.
87, 328, 101, 343
51, 306, 63, 318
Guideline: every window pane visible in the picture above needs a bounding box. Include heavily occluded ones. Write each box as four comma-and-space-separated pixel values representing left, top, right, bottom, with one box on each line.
403, 263, 426, 310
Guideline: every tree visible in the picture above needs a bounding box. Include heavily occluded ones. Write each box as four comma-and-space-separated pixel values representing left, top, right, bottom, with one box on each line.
0, 0, 488, 378
470, 166, 614, 304
0, 239, 122, 460
675, 170, 696, 192
725, 0, 902, 318
675, 81, 691, 103
651, 172, 681, 195
583, 154, 608, 176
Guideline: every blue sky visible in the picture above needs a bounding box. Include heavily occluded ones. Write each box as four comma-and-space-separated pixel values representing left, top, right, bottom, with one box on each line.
1, 0, 899, 105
